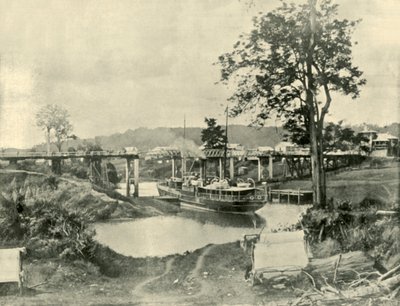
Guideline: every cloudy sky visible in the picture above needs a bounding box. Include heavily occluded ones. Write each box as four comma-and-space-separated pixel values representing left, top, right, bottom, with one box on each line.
0, 0, 399, 148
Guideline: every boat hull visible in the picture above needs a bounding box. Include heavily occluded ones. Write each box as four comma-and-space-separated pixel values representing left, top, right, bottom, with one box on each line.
157, 183, 266, 214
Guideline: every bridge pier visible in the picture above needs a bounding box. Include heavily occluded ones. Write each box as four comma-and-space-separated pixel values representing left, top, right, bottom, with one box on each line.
218, 158, 223, 180
125, 158, 131, 197
268, 155, 273, 179
89, 158, 102, 184
182, 158, 187, 175
171, 158, 175, 177
51, 159, 61, 175
257, 158, 262, 181
133, 158, 139, 198
229, 157, 234, 179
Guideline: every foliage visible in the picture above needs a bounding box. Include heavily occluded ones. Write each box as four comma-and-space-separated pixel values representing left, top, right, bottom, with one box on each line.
323, 121, 369, 152
106, 162, 120, 185
218, 0, 365, 126
282, 116, 310, 146
0, 175, 120, 261
218, 0, 366, 207
65, 164, 89, 179
283, 120, 370, 153
201, 117, 227, 149
36, 104, 73, 152
301, 199, 399, 263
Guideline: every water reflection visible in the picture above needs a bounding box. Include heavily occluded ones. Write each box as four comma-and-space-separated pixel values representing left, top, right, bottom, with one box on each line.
177, 208, 266, 229
96, 182, 309, 258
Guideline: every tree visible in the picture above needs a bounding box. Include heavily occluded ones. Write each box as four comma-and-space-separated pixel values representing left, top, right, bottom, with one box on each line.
36, 104, 73, 153
284, 120, 370, 153
201, 118, 227, 149
218, 0, 366, 207
323, 122, 370, 152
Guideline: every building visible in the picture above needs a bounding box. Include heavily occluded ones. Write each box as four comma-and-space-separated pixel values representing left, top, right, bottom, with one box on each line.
372, 133, 399, 157
274, 141, 310, 155
359, 127, 399, 157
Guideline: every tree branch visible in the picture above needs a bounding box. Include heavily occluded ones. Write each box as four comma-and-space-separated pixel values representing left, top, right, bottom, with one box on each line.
313, 63, 332, 123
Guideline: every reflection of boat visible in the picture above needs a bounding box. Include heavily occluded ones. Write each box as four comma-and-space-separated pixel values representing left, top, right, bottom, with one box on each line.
157, 175, 268, 214
177, 206, 266, 228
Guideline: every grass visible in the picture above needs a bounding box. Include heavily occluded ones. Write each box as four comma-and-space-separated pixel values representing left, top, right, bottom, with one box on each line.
279, 163, 399, 206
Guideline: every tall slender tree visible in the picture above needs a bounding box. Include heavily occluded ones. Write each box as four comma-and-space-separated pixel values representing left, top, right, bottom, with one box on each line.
36, 104, 73, 153
201, 118, 227, 149
218, 0, 365, 208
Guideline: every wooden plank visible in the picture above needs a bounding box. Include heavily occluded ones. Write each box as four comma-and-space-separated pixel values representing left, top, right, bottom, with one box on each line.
0, 248, 25, 293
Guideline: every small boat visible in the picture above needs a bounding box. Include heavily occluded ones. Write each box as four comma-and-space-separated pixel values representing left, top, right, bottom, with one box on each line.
157, 175, 268, 214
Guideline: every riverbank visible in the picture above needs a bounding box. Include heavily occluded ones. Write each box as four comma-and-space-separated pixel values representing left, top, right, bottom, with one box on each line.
1, 241, 308, 305
1, 167, 399, 304
4, 242, 399, 305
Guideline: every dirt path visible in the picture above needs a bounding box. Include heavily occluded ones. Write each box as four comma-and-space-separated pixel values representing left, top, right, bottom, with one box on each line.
188, 244, 215, 279
134, 257, 175, 296
181, 244, 217, 299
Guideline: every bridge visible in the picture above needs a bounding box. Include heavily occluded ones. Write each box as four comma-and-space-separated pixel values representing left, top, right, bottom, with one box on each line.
0, 151, 140, 197
0, 149, 364, 197
145, 148, 365, 181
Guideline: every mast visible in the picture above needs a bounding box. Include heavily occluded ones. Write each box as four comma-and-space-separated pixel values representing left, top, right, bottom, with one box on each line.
182, 114, 187, 176
223, 106, 228, 179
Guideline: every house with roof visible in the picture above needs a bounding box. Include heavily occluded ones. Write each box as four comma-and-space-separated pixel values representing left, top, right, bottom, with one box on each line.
371, 133, 399, 157
274, 141, 310, 155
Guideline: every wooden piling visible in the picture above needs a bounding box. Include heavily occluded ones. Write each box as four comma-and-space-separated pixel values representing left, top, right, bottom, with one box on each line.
219, 158, 223, 180
133, 158, 139, 198
125, 158, 131, 197
298, 188, 301, 205
268, 155, 273, 179
230, 157, 234, 179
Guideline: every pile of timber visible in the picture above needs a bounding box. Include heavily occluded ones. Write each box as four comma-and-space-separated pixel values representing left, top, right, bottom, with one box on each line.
295, 251, 400, 304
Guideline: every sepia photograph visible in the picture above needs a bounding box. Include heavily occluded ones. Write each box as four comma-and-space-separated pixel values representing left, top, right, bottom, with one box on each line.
0, 0, 399, 305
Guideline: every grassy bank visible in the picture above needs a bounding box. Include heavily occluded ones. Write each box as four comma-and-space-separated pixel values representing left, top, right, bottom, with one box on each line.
1, 165, 399, 304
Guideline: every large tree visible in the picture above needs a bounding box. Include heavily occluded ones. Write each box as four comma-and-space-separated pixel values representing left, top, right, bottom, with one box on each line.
284, 120, 370, 153
201, 118, 227, 149
218, 0, 365, 208
36, 104, 73, 153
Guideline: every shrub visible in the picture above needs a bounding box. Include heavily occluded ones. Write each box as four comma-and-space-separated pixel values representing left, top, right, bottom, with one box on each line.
301, 199, 399, 265
0, 178, 96, 261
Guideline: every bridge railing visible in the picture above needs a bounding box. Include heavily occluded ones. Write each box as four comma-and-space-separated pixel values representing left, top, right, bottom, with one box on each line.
0, 151, 139, 159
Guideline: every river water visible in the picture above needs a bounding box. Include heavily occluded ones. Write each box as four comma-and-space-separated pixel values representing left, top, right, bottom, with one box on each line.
95, 182, 309, 258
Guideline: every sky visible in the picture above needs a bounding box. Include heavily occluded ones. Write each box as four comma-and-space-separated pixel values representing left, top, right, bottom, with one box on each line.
0, 0, 399, 148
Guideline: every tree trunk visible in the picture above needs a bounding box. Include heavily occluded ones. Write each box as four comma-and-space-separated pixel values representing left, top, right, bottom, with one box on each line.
46, 127, 52, 166
46, 127, 51, 156
306, 0, 326, 208
308, 121, 326, 208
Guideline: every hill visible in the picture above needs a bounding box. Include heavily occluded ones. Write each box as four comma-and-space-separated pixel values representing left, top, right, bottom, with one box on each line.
91, 125, 284, 150
30, 123, 399, 152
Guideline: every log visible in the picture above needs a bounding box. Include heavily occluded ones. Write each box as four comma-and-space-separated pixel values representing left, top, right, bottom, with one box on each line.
306, 251, 375, 284
298, 274, 400, 303
378, 264, 400, 282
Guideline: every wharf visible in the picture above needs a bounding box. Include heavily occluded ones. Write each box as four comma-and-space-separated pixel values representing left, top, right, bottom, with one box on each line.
268, 189, 313, 205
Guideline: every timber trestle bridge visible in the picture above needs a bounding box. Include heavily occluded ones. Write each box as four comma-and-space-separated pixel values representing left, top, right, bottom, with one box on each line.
0, 149, 365, 198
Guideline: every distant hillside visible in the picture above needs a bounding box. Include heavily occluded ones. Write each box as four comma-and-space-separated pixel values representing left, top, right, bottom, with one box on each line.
93, 125, 284, 150
29, 122, 399, 152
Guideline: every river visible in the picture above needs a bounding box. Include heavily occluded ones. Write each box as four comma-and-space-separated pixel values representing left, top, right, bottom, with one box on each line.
95, 182, 309, 258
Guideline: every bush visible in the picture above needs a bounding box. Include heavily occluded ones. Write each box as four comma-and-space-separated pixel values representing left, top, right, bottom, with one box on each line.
0, 177, 96, 261
301, 199, 399, 265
